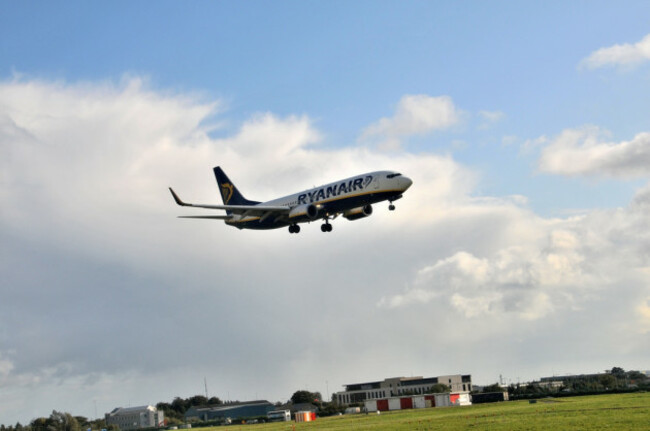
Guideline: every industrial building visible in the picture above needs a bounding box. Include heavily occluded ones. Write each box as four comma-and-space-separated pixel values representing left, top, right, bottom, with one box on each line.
184, 400, 274, 422
334, 375, 472, 404
105, 406, 164, 431
364, 392, 471, 412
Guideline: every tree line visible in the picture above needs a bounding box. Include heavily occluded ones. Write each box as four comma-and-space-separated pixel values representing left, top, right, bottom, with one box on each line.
0, 392, 321, 430
3, 369, 646, 429
1, 411, 113, 431
155, 396, 223, 424
504, 367, 649, 399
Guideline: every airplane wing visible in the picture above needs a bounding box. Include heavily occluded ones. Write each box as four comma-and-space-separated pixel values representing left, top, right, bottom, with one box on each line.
178, 215, 234, 220
169, 188, 290, 217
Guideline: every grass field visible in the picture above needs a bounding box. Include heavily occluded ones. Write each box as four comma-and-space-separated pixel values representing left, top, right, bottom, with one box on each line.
220, 392, 649, 430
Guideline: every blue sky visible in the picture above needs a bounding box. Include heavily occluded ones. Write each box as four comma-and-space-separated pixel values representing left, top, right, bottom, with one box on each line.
2, 1, 650, 425
7, 0, 649, 211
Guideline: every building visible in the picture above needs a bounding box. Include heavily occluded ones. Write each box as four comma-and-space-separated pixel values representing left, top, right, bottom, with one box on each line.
364, 392, 472, 412
334, 375, 472, 404
266, 410, 291, 422
105, 406, 164, 431
184, 401, 274, 422
273, 402, 318, 416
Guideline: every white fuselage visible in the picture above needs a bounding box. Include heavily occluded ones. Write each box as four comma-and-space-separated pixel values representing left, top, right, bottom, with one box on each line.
171, 167, 413, 233
226, 170, 412, 228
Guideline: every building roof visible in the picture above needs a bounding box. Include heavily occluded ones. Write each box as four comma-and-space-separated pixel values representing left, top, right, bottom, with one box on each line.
344, 376, 437, 389
341, 375, 472, 392
402, 377, 439, 386
185, 400, 274, 419
188, 400, 271, 412
108, 406, 156, 415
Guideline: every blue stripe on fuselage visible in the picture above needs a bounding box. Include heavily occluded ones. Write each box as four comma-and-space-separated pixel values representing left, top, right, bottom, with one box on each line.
225, 189, 403, 230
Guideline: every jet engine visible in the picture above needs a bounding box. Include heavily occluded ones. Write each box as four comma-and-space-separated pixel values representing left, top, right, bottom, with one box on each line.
289, 203, 320, 220
343, 204, 373, 221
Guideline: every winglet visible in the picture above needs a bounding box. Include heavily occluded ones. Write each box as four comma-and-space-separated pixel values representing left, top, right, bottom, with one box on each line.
169, 187, 189, 206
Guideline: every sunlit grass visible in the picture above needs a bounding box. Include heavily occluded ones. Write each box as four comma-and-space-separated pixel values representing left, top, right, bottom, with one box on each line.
217, 392, 649, 430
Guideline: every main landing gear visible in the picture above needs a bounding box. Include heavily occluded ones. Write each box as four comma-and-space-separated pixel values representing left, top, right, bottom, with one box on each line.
320, 215, 333, 233
288, 222, 333, 233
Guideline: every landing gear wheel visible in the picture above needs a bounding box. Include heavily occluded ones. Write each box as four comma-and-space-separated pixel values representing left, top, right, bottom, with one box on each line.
289, 224, 301, 234
321, 223, 332, 232
389, 204, 396, 211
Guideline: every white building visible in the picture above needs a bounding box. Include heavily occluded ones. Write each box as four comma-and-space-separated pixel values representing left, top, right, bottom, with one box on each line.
105, 405, 164, 430
364, 392, 472, 412
334, 375, 472, 404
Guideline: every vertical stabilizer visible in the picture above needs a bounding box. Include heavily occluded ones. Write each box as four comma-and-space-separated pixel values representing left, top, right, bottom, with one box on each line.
213, 167, 260, 213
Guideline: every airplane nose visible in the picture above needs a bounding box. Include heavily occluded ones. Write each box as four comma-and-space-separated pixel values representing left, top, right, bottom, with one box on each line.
400, 176, 413, 190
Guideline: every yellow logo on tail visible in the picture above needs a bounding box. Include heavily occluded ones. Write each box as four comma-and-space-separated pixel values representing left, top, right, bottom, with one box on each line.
221, 183, 234, 204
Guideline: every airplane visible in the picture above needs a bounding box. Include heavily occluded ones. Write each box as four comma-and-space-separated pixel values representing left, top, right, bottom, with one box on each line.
169, 166, 413, 233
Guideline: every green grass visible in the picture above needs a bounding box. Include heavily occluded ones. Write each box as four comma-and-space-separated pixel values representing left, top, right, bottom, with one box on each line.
218, 392, 649, 430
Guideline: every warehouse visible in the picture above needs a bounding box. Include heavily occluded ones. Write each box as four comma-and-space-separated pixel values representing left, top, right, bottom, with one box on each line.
184, 400, 274, 422
105, 406, 164, 431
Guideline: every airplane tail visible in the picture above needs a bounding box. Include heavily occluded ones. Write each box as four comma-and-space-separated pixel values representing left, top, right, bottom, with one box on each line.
213, 167, 260, 213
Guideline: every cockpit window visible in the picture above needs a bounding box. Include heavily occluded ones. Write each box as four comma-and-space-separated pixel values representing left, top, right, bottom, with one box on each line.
387, 173, 402, 178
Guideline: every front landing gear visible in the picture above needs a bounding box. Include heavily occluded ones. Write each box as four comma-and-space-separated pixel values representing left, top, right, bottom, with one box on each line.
389, 194, 402, 211
289, 224, 301, 234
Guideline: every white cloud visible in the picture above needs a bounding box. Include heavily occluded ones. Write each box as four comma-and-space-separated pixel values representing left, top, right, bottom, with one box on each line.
378, 226, 590, 320
0, 77, 479, 421
639, 297, 650, 334
359, 94, 460, 150
520, 135, 548, 154
478, 110, 505, 129
2, 77, 649, 423
479, 110, 505, 123
538, 126, 650, 178
581, 33, 650, 69
379, 182, 650, 329
0, 353, 14, 383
